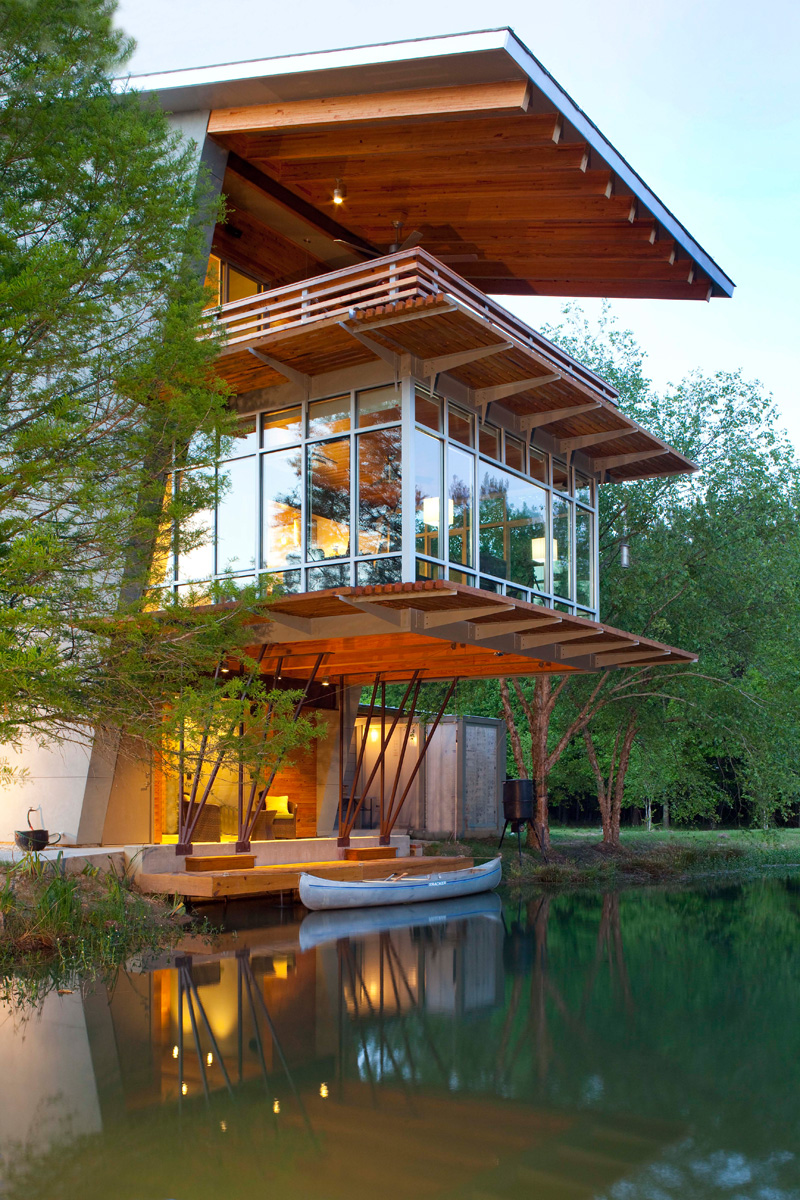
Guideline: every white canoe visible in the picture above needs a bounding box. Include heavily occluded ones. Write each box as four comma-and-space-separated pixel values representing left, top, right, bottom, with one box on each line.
298, 856, 502, 912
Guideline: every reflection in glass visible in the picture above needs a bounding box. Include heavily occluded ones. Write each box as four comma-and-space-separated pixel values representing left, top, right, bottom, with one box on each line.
307, 396, 350, 438
227, 266, 261, 303
575, 472, 592, 505
217, 456, 256, 573
225, 417, 257, 457
177, 470, 214, 582
203, 254, 221, 308
357, 385, 401, 428
261, 449, 302, 570
415, 389, 441, 432
448, 404, 474, 447
478, 424, 500, 459
358, 428, 401, 555
416, 558, 442, 580
507, 586, 527, 600
552, 457, 569, 492
449, 569, 475, 585
307, 562, 349, 590
262, 407, 301, 449
479, 576, 502, 592
357, 557, 403, 585
505, 434, 525, 473
448, 445, 474, 569
529, 447, 548, 484
415, 430, 443, 560
576, 508, 592, 608
552, 495, 572, 600
262, 569, 301, 595
307, 438, 350, 560
479, 465, 547, 589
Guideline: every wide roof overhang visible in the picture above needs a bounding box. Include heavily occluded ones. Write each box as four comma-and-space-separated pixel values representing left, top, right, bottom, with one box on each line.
212, 248, 696, 483
230, 581, 696, 685
127, 29, 734, 302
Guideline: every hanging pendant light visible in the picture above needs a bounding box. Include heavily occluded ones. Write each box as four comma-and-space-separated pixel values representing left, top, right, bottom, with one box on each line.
332, 179, 347, 205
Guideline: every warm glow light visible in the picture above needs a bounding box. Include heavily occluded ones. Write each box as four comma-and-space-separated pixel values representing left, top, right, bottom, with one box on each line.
172, 1045, 179, 1059
531, 537, 558, 562
220, 1120, 227, 1133
369, 727, 380, 743
409, 728, 418, 744
332, 179, 347, 205
206, 1052, 213, 1066
421, 497, 455, 528
181, 1082, 188, 1096
273, 1099, 281, 1114
319, 1082, 329, 1099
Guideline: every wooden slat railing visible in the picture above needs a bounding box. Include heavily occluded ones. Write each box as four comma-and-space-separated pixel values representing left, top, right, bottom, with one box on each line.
206, 247, 619, 404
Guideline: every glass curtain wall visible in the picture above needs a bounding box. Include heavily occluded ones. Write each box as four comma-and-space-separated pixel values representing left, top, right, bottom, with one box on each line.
170, 386, 402, 596
413, 387, 597, 617
166, 378, 596, 616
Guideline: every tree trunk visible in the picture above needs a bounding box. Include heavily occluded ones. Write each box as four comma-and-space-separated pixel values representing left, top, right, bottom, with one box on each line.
582, 713, 637, 849
663, 798, 670, 828
583, 725, 616, 845
499, 679, 527, 778
531, 677, 552, 852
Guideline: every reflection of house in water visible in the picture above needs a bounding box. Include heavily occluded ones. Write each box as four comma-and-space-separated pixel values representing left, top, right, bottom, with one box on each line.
0, 906, 677, 1199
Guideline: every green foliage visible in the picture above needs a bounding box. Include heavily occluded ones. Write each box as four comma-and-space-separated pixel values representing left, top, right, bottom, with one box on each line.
491, 305, 800, 830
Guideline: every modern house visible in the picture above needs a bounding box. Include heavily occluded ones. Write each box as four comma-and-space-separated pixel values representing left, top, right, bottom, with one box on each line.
1, 29, 733, 863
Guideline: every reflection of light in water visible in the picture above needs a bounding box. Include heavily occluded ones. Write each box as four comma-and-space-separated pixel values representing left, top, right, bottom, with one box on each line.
220, 1120, 227, 1133
273, 1099, 280, 1114
181, 1082, 188, 1096
172, 1045, 179, 1059
319, 1082, 329, 1099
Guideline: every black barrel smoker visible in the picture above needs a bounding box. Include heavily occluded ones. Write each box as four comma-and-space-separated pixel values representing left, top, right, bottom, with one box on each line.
498, 779, 535, 860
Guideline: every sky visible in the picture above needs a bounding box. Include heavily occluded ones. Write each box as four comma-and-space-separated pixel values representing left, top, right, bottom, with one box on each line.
116, 0, 800, 448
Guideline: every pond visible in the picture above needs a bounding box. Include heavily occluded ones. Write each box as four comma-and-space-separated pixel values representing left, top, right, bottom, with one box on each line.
1, 875, 799, 1199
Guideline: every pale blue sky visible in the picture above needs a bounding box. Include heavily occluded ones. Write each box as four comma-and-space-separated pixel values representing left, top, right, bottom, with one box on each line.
117, 0, 800, 446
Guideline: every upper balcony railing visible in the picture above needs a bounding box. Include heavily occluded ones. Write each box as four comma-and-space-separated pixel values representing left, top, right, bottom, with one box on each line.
206, 247, 619, 405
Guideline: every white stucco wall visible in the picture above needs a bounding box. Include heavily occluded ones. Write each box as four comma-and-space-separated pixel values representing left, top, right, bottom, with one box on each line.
0, 736, 95, 845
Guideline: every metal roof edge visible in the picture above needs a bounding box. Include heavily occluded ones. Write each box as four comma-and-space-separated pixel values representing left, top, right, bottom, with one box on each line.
118, 28, 510, 97
501, 30, 735, 298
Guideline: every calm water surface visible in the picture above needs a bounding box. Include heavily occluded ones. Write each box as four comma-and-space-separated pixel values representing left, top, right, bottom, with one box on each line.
1, 876, 799, 1199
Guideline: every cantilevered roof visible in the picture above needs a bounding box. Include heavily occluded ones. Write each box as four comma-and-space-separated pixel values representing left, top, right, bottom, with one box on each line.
232, 580, 696, 685
126, 29, 734, 302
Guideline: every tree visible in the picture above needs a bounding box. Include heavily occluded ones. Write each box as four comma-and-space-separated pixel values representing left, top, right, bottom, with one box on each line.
0, 0, 254, 759
497, 306, 800, 845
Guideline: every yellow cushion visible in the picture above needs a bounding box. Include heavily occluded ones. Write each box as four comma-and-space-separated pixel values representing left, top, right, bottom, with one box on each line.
265, 795, 292, 820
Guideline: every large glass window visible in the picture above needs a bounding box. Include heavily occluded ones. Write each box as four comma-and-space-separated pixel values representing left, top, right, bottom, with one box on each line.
552, 495, 572, 600
261, 449, 302, 570
357, 385, 401, 428
307, 438, 350, 560
358, 428, 401, 555
448, 445, 474, 569
415, 430, 443, 560
479, 464, 547, 590
448, 404, 474, 448
576, 508, 593, 609
307, 396, 350, 438
262, 407, 301, 449
217, 456, 256, 574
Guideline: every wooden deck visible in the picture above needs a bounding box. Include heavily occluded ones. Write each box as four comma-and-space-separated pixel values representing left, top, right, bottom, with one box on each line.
136, 854, 473, 903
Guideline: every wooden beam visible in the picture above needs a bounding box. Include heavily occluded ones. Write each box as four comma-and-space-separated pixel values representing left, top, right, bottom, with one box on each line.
592, 449, 666, 470
351, 302, 457, 331
559, 638, 634, 658
208, 80, 531, 135
471, 618, 562, 641
247, 347, 310, 390
421, 342, 512, 377
593, 649, 670, 666
472, 373, 561, 406
557, 427, 633, 452
519, 402, 602, 431
518, 627, 599, 650
419, 604, 512, 629
337, 322, 407, 370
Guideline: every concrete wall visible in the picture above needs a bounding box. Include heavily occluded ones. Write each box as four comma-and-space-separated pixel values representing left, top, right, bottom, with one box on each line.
0, 735, 96, 845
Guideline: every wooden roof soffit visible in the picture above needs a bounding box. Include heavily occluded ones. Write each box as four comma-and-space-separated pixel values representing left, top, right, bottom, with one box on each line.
207, 80, 532, 135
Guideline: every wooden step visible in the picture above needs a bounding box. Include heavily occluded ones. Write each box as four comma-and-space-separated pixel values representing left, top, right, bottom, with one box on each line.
344, 846, 397, 862
185, 854, 255, 872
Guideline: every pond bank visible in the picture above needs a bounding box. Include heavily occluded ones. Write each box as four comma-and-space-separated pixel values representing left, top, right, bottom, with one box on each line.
424, 828, 800, 887
0, 853, 185, 986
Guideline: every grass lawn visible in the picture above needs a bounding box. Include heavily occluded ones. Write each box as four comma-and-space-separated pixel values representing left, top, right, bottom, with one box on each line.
424, 827, 800, 888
